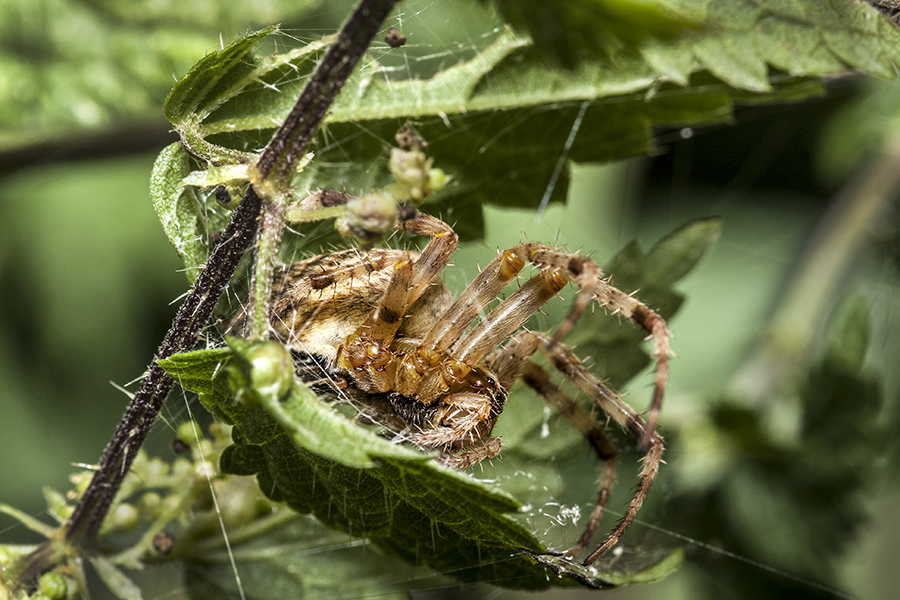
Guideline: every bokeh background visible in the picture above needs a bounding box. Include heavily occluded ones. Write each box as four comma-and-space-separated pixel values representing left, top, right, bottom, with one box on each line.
2, 1, 899, 599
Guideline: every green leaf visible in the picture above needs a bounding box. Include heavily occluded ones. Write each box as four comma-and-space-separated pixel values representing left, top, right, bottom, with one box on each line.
645, 217, 723, 286
184, 515, 446, 600
163, 342, 683, 589
560, 218, 719, 389
164, 27, 277, 127
0, 503, 57, 538
157, 347, 234, 415
155, 1, 900, 257
149, 142, 233, 280
486, 0, 702, 67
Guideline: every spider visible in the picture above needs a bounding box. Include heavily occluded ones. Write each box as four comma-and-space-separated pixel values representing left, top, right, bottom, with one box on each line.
260, 201, 670, 565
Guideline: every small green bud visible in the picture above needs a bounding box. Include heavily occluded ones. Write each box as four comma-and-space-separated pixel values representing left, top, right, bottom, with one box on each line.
172, 457, 192, 478
335, 191, 398, 243
177, 420, 201, 446
208, 422, 230, 444
428, 168, 447, 193
110, 503, 139, 532
138, 492, 162, 519
389, 147, 434, 203
38, 572, 68, 600
145, 457, 170, 480
245, 341, 294, 403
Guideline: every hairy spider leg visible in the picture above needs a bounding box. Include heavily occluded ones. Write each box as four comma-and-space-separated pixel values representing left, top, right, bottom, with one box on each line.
446, 243, 608, 366
361, 211, 458, 343
418, 246, 529, 354
450, 272, 566, 364
593, 280, 670, 448
526, 332, 664, 564
411, 242, 670, 439
336, 210, 458, 392
419, 243, 596, 359
521, 247, 672, 448
487, 332, 620, 559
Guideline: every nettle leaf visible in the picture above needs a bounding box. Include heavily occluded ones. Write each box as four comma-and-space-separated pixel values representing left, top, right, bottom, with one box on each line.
152, 1, 900, 261
486, 0, 703, 67
150, 143, 234, 280
160, 341, 684, 590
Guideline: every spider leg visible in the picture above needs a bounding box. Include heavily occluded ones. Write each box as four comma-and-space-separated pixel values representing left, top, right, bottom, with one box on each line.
519, 361, 620, 559
409, 391, 503, 469
490, 332, 620, 558
417, 244, 668, 439
420, 242, 596, 360
581, 265, 671, 447
336, 208, 457, 392
499, 246, 672, 448
488, 331, 664, 564
418, 245, 530, 354
361, 208, 458, 343
450, 271, 566, 364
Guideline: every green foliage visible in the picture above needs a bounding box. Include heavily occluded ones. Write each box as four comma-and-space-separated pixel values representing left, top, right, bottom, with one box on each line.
4, 1, 900, 599
665, 295, 886, 599
567, 218, 721, 388
153, 1, 900, 261
142, 2, 900, 596
487, 0, 702, 66
0, 0, 319, 144
184, 514, 444, 600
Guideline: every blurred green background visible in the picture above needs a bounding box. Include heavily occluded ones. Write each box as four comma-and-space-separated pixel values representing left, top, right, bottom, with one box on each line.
2, 1, 899, 599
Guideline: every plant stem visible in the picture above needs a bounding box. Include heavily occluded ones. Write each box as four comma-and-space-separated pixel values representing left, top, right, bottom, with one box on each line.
247, 0, 400, 338
247, 192, 287, 339
64, 187, 264, 547
15, 0, 399, 582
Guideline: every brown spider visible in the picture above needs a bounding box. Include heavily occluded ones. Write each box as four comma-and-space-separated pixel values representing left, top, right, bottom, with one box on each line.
260, 202, 670, 565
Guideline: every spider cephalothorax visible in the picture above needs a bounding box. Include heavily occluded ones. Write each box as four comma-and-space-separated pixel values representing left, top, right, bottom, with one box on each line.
261, 203, 670, 564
